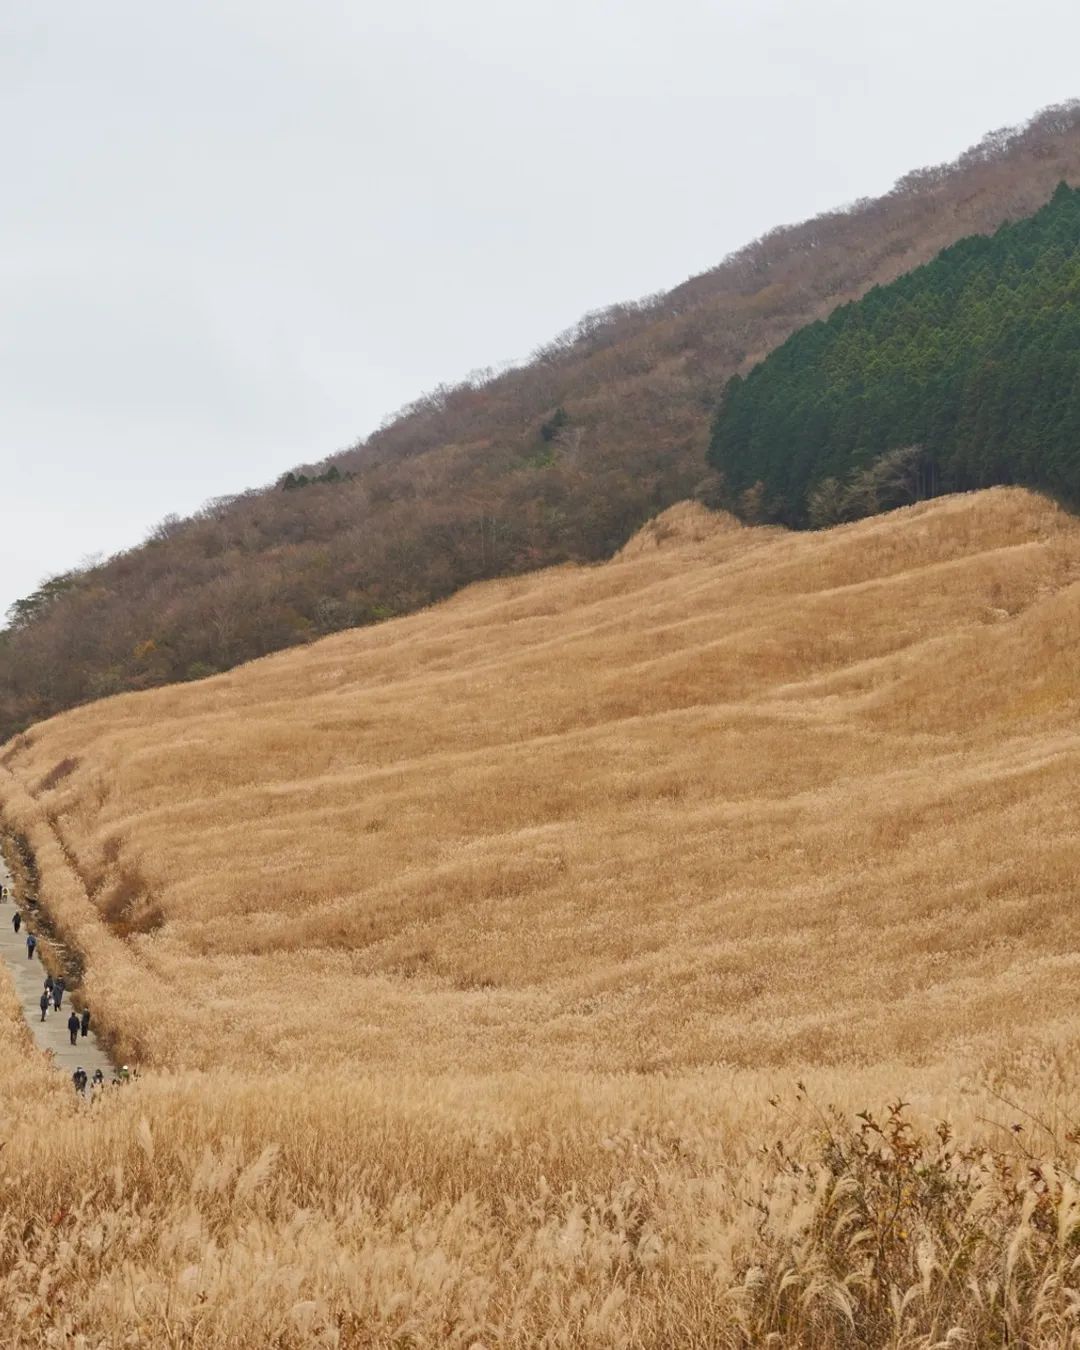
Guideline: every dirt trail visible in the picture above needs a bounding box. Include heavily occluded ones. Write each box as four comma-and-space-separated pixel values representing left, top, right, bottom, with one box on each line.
0, 856, 114, 1083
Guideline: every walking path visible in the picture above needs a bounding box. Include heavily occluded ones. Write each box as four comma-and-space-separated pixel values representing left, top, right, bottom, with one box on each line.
0, 855, 114, 1084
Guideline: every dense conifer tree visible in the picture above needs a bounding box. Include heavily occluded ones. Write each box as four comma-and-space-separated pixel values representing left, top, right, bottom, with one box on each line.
708, 182, 1080, 525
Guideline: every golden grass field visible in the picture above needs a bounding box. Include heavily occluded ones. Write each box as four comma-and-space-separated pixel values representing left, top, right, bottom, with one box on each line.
5, 486, 1080, 1345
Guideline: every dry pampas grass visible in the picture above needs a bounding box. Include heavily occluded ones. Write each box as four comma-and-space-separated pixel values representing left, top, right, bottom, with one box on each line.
3, 487, 1080, 1343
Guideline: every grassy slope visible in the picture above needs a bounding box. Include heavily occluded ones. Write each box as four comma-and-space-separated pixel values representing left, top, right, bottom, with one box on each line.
4, 487, 1080, 1079
4, 488, 1080, 1343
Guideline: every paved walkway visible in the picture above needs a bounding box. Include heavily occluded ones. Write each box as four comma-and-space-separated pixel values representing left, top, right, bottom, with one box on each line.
0, 855, 114, 1086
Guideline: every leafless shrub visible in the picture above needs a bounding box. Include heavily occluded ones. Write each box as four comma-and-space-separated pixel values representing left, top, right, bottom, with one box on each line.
36, 756, 79, 794
808, 446, 931, 527
98, 864, 165, 937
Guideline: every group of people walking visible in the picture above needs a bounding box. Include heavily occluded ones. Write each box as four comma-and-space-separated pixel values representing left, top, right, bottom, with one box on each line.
14, 901, 104, 1069
35, 966, 87, 1042
9, 898, 124, 1092
17, 910, 89, 1039
71, 1066, 108, 1094
72, 1064, 130, 1094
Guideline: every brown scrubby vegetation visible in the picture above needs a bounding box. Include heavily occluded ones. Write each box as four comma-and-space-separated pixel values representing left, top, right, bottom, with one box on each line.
4, 103, 1080, 738
4, 488, 1080, 1342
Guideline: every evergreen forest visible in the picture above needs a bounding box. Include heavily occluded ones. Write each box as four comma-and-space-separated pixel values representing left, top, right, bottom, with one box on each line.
708, 181, 1080, 525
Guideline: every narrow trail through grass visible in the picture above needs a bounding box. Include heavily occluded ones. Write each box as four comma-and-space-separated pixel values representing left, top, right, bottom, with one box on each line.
0, 854, 113, 1084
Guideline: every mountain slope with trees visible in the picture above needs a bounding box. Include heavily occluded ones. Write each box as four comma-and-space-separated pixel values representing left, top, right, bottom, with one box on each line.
5, 103, 1080, 737
708, 181, 1080, 525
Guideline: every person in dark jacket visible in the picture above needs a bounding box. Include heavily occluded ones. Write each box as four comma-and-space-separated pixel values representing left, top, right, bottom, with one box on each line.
80, 1008, 90, 1037
66, 1011, 79, 1046
38, 991, 48, 1022
26, 933, 36, 959
53, 977, 64, 1011
11, 911, 20, 934
44, 973, 53, 996
72, 1067, 87, 1094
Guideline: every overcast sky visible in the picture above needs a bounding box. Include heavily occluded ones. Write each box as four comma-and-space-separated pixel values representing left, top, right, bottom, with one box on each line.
2, 0, 1078, 616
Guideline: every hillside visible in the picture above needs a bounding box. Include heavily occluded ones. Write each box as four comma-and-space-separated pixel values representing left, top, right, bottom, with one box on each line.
5, 486, 1080, 1343
708, 180, 1080, 524
4, 103, 1080, 739
4, 485, 1080, 1075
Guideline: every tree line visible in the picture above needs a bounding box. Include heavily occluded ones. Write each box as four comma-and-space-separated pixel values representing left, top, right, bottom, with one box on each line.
709, 181, 1080, 525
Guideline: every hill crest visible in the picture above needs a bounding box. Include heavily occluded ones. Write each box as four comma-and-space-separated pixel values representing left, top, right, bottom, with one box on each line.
5, 102, 1080, 737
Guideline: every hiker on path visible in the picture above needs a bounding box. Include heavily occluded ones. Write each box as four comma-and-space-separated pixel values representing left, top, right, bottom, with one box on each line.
53, 977, 64, 1011
44, 973, 53, 997
72, 1067, 87, 1094
80, 1008, 90, 1038
38, 991, 48, 1022
91, 1068, 104, 1090
116, 1065, 130, 1084
26, 933, 36, 960
66, 1011, 79, 1045
11, 911, 19, 934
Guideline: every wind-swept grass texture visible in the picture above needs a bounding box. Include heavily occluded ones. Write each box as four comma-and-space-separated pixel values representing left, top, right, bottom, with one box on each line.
5, 487, 1080, 1076
5, 1058, 1080, 1346
4, 487, 1080, 1343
